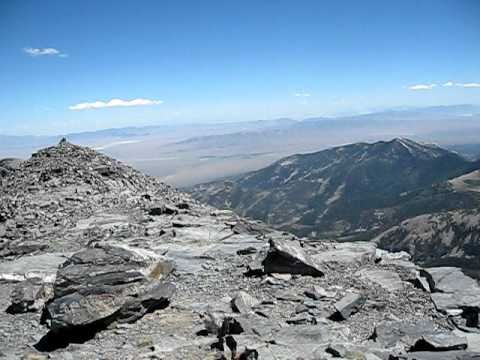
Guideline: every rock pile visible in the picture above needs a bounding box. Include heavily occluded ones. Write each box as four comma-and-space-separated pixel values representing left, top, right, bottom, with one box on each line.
1, 140, 480, 359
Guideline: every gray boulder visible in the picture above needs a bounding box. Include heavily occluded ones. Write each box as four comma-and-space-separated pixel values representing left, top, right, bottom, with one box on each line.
262, 238, 324, 277
42, 244, 175, 334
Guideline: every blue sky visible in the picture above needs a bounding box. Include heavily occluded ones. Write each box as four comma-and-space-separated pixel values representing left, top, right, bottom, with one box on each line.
0, 0, 479, 135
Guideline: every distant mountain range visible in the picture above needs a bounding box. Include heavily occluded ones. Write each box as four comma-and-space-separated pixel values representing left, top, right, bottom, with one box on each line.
190, 138, 480, 270
2, 104, 480, 186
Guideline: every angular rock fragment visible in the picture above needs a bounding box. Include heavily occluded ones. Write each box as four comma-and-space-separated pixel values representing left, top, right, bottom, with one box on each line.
262, 238, 324, 277
330, 292, 366, 320
231, 291, 260, 314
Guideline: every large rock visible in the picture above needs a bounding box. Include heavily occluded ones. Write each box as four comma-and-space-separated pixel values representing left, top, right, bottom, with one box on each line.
423, 267, 480, 314
41, 244, 175, 336
262, 238, 324, 277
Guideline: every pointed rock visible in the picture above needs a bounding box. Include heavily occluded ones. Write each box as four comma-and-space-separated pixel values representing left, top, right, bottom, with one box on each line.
262, 238, 324, 277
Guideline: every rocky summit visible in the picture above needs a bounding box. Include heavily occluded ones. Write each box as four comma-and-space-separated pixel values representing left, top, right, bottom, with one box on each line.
1, 140, 480, 359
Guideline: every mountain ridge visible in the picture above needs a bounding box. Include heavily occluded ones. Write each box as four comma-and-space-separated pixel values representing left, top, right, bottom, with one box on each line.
191, 138, 479, 240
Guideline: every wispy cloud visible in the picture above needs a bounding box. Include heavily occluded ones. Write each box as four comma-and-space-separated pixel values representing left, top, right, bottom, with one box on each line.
294, 92, 311, 97
418, 81, 480, 89
457, 82, 480, 88
24, 47, 68, 58
408, 84, 437, 91
69, 98, 163, 111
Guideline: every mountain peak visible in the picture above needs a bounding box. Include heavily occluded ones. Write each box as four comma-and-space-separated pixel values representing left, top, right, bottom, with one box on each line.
192, 139, 472, 238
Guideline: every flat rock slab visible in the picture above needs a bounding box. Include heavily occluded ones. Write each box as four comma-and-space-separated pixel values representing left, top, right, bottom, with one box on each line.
391, 350, 480, 360
0, 253, 70, 283
356, 268, 404, 292
314, 242, 377, 266
423, 267, 480, 312
373, 319, 466, 351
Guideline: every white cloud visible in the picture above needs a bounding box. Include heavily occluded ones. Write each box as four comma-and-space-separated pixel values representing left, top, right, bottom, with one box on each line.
408, 84, 437, 91
294, 92, 311, 97
456, 82, 480, 88
24, 47, 68, 57
442, 81, 454, 87
69, 98, 163, 111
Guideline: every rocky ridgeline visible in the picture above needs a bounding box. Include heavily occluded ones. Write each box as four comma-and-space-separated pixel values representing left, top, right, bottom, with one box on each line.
1, 141, 480, 359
